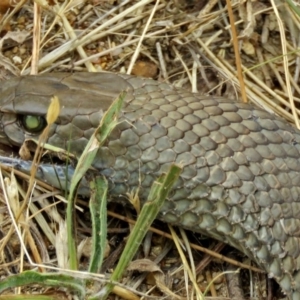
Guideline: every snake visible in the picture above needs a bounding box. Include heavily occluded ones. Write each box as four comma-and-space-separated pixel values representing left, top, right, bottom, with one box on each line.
0, 72, 300, 299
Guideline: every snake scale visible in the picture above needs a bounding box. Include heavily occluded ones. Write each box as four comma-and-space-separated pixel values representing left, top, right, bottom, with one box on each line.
1, 72, 300, 299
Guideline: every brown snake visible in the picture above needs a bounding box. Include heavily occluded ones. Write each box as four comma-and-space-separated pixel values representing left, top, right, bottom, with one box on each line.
1, 72, 300, 299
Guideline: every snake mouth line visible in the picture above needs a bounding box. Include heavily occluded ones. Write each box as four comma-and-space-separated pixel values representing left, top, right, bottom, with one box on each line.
0, 141, 92, 197
0, 143, 71, 168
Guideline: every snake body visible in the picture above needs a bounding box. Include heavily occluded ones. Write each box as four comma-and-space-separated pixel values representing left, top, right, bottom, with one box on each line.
1, 72, 300, 298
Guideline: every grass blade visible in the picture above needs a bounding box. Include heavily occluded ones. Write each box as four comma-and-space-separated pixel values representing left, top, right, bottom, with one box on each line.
92, 164, 182, 299
67, 92, 125, 270
88, 176, 108, 274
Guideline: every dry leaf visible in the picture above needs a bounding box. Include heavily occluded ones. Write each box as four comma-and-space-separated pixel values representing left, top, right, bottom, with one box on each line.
128, 259, 183, 299
131, 61, 158, 78
128, 258, 163, 273
46, 96, 60, 125
0, 31, 29, 51
242, 40, 255, 56
4, 173, 19, 216
19, 142, 32, 160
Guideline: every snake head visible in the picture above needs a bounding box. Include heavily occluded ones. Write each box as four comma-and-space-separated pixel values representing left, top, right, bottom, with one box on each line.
0, 72, 133, 156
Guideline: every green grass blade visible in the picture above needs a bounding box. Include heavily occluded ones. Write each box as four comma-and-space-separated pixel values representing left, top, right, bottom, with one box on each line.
67, 92, 125, 270
0, 271, 85, 297
88, 176, 108, 274
0, 295, 57, 299
92, 164, 182, 299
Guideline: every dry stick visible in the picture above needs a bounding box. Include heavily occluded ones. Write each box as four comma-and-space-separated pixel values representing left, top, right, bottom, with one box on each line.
241, 62, 300, 117
74, 23, 170, 67
268, 61, 287, 93
1, 96, 60, 268
14, 0, 44, 272
0, 180, 105, 277
195, 36, 241, 96
172, 45, 193, 87
71, 0, 155, 49
270, 0, 299, 128
4, 173, 24, 295
275, 90, 300, 103
286, 7, 300, 86
31, 1, 41, 74
205, 270, 217, 297
26, 0, 157, 72
187, 45, 212, 90
55, 5, 96, 72
77, 0, 132, 27
0, 171, 44, 272
225, 0, 247, 103
21, 14, 65, 73
195, 242, 226, 274
288, 72, 300, 96
201, 5, 272, 51
15, 99, 59, 269
178, 228, 199, 299
200, 38, 300, 122
35, 0, 133, 69
197, 0, 219, 17
256, 48, 272, 88
191, 61, 198, 93
127, 0, 160, 74
169, 226, 203, 298
27, 198, 58, 246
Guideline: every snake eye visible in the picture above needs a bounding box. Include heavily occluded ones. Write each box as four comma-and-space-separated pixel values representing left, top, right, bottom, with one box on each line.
20, 115, 47, 133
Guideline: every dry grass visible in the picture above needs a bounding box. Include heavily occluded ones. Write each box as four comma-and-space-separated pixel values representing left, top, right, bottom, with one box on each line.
0, 0, 299, 299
